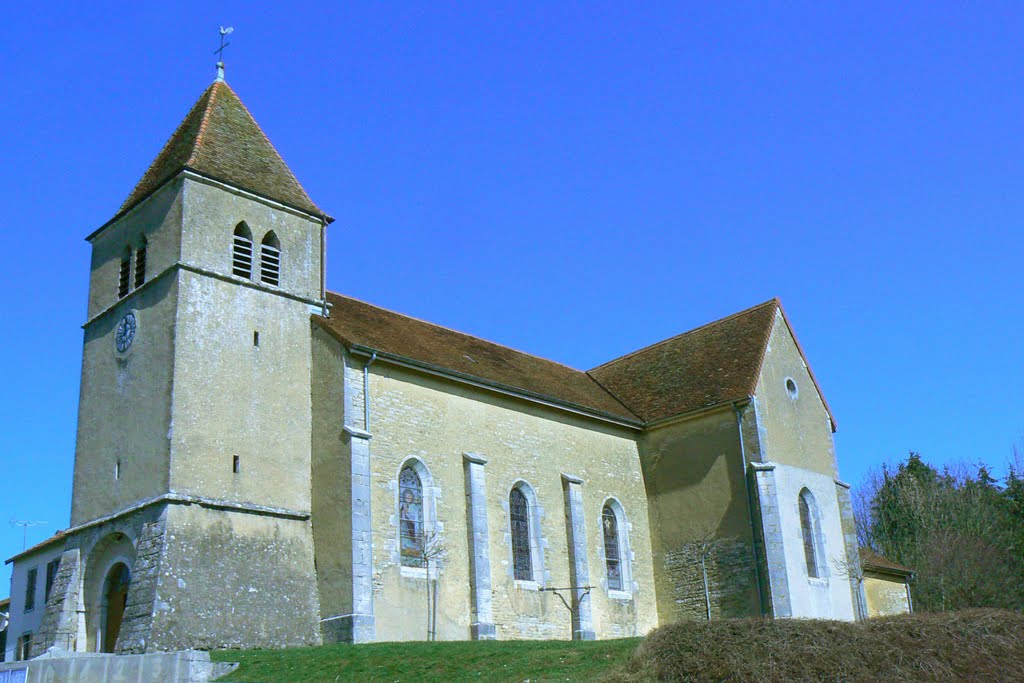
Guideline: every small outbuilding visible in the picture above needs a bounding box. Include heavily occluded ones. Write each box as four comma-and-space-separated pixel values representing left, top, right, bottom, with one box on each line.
860, 549, 913, 617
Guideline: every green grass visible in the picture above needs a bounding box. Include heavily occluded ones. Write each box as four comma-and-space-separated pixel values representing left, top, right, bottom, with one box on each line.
211, 637, 642, 683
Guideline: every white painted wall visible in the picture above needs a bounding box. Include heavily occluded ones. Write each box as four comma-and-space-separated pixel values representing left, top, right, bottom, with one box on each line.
771, 462, 856, 621
5, 545, 64, 661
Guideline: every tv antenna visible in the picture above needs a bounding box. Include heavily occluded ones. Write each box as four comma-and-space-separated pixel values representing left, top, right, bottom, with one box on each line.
215, 26, 234, 81
10, 519, 47, 550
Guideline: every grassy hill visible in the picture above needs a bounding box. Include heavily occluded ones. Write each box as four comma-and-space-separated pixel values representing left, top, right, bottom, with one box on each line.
213, 609, 1024, 682
211, 637, 641, 682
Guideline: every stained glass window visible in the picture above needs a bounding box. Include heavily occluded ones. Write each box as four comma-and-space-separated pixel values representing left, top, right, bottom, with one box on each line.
799, 490, 819, 578
603, 505, 622, 590
399, 466, 425, 567
510, 487, 533, 580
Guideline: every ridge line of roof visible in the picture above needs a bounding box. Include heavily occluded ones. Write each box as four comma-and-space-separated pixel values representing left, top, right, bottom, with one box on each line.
227, 82, 322, 216
585, 369, 646, 420
186, 80, 220, 168
325, 291, 596, 375
116, 83, 214, 214
588, 297, 780, 372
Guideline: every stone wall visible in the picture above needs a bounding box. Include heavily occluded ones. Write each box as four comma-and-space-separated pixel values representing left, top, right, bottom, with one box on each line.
147, 504, 321, 651
753, 310, 838, 478
864, 574, 911, 617
116, 515, 167, 653
640, 407, 763, 625
310, 353, 659, 642
662, 540, 757, 620
32, 549, 81, 656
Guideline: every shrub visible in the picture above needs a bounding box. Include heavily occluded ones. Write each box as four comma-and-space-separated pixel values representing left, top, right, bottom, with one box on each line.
606, 609, 1024, 682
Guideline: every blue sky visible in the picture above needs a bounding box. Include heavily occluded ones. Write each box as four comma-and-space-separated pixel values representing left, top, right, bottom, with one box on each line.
1, 2, 1022, 585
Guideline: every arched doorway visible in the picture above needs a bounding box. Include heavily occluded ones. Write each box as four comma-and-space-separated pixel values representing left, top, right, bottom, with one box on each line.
101, 563, 130, 653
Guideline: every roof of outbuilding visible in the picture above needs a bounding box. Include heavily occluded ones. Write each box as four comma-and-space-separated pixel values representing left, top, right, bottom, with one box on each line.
313, 292, 641, 423
860, 548, 914, 576
114, 80, 329, 225
587, 299, 780, 423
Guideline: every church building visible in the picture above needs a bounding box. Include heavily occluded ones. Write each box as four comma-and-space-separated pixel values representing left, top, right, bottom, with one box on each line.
4, 68, 864, 658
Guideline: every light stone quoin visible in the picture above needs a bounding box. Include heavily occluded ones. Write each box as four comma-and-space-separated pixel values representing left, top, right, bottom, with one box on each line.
463, 453, 496, 640
4, 71, 867, 661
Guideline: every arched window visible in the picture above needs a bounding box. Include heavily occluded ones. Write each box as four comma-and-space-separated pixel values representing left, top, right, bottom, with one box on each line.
134, 237, 147, 289
603, 504, 623, 590
232, 223, 253, 279
510, 485, 534, 581
118, 247, 132, 298
399, 465, 425, 568
799, 489, 821, 578
260, 231, 281, 287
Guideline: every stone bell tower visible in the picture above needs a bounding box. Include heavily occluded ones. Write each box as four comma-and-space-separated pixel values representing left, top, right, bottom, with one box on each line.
42, 67, 334, 654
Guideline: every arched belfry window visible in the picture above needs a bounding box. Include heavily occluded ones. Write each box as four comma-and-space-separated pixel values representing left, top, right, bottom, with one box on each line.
118, 247, 132, 298
399, 465, 425, 568
260, 231, 281, 287
134, 237, 147, 289
510, 484, 536, 581
799, 488, 821, 578
232, 223, 253, 279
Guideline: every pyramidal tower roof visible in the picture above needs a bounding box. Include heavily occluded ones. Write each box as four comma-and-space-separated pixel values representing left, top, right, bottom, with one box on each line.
116, 79, 330, 223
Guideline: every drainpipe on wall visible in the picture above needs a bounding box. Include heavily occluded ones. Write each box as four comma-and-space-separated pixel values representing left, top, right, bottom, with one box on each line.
363, 352, 377, 433
734, 400, 768, 615
319, 219, 329, 316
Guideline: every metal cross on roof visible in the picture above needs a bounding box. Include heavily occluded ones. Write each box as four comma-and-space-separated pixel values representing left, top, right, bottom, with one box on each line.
215, 26, 234, 81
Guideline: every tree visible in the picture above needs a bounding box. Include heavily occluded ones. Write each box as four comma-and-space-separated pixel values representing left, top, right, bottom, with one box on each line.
420, 531, 447, 641
857, 452, 1024, 612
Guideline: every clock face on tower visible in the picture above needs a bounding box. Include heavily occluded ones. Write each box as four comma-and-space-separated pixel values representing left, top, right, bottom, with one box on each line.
115, 312, 137, 354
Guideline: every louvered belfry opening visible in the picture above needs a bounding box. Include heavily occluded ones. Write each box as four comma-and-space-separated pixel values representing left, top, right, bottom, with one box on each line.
232, 222, 253, 279
134, 238, 147, 289
118, 247, 132, 298
260, 231, 281, 287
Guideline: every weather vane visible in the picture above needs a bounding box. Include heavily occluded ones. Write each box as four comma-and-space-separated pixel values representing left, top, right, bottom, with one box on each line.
215, 26, 234, 81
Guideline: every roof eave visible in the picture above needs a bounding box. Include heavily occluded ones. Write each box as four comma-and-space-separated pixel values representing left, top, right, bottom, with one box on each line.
87, 166, 334, 242
350, 343, 643, 429
641, 395, 754, 431
863, 564, 915, 578
309, 316, 641, 429
5, 533, 65, 565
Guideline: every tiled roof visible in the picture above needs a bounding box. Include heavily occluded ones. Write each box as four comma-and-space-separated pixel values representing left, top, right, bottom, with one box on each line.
116, 80, 328, 222
315, 294, 835, 430
860, 548, 914, 576
588, 300, 780, 423
313, 292, 641, 423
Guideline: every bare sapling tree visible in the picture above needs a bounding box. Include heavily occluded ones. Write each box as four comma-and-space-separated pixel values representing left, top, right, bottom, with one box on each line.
690, 523, 734, 621
420, 530, 448, 641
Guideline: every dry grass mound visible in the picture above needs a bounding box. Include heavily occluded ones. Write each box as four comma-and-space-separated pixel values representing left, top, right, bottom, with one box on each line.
606, 609, 1024, 682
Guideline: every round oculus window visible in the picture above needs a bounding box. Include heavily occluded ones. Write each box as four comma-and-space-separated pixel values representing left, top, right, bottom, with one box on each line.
785, 377, 798, 399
